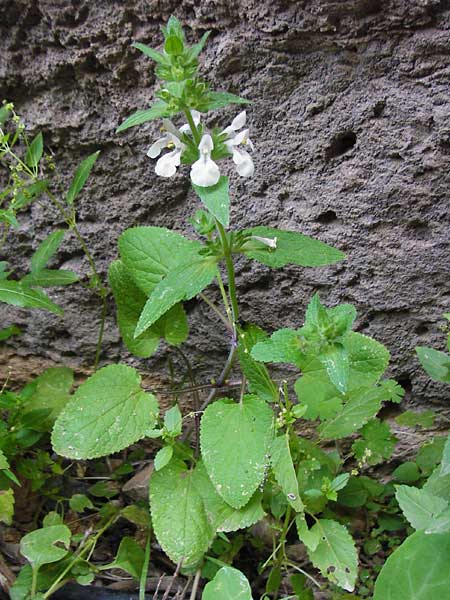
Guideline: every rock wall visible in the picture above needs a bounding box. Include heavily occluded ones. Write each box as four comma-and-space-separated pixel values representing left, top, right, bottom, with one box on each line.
1, 0, 450, 426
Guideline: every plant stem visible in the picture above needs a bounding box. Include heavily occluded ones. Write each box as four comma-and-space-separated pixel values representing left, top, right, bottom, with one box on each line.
199, 292, 233, 333
184, 109, 201, 145
139, 531, 151, 600
215, 219, 239, 328
189, 569, 202, 600
174, 347, 201, 456
31, 566, 38, 598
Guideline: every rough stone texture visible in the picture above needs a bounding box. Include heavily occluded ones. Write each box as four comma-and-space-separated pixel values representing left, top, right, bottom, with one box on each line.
1, 0, 450, 437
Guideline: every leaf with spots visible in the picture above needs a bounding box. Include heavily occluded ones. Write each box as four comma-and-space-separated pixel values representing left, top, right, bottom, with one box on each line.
305, 519, 358, 592
202, 566, 253, 600
52, 364, 159, 459
200, 395, 273, 509
270, 433, 304, 513
150, 460, 214, 569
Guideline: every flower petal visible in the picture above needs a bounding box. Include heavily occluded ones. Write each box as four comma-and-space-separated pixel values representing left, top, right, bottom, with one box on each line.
155, 149, 181, 178
231, 110, 247, 131
190, 157, 220, 187
232, 148, 254, 178
147, 137, 168, 159
162, 119, 182, 140
198, 133, 214, 153
230, 128, 250, 147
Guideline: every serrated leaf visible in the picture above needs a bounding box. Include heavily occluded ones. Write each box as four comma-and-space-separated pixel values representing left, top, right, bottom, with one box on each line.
109, 260, 188, 358
164, 405, 182, 436
66, 151, 100, 205
133, 42, 167, 64
243, 226, 344, 268
270, 434, 304, 513
320, 343, 349, 393
251, 328, 302, 365
117, 102, 170, 133
192, 461, 265, 532
0, 281, 63, 315
318, 386, 385, 440
352, 419, 397, 465
416, 346, 450, 383
294, 376, 342, 420
205, 92, 251, 111
119, 226, 202, 295
154, 446, 173, 471
395, 485, 448, 531
101, 536, 144, 580
69, 494, 94, 513
187, 31, 210, 59
392, 462, 421, 483
22, 269, 79, 288
0, 489, 14, 525
296, 515, 321, 551
373, 532, 450, 600
23, 367, 74, 427
395, 409, 435, 429
200, 395, 273, 509
0, 449, 8, 470
440, 433, 450, 477
52, 364, 159, 459
425, 507, 450, 534
20, 525, 71, 568
135, 256, 218, 336
150, 459, 213, 568
237, 325, 278, 403
202, 566, 253, 600
306, 519, 358, 592
193, 176, 230, 227
25, 132, 43, 168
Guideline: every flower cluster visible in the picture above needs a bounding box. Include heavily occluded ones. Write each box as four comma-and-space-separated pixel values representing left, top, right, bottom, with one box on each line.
147, 110, 254, 188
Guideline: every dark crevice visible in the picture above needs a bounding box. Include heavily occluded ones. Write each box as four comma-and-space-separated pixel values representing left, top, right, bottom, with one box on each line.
316, 209, 338, 224
325, 131, 357, 160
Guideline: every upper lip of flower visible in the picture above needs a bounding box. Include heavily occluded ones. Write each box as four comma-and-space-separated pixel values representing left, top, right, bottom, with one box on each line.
222, 111, 255, 178
190, 133, 220, 187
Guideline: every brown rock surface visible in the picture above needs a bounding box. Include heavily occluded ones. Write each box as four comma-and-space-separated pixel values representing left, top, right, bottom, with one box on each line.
1, 0, 450, 435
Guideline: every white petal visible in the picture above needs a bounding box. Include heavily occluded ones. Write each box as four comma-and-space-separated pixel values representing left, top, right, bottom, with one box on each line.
162, 119, 182, 140
155, 149, 181, 178
230, 128, 249, 147
191, 110, 202, 125
198, 133, 214, 154
147, 137, 168, 158
231, 110, 247, 131
232, 148, 254, 178
190, 156, 220, 187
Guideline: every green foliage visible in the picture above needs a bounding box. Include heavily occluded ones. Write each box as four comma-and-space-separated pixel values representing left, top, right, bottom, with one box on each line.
237, 325, 279, 403
150, 459, 214, 568
20, 525, 71, 568
193, 175, 230, 227
52, 364, 159, 459
270, 433, 304, 513
202, 566, 253, 600
395, 409, 435, 428
66, 151, 100, 205
416, 345, 450, 383
395, 485, 448, 532
25, 133, 43, 169
0, 280, 63, 315
200, 395, 273, 509
374, 532, 450, 599
100, 537, 144, 580
352, 419, 397, 465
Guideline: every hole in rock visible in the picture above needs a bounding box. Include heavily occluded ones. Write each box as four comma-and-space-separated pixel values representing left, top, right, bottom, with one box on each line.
326, 131, 357, 160
316, 210, 338, 224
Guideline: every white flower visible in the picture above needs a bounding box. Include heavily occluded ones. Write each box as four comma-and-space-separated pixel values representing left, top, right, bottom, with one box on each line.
179, 110, 201, 134
223, 111, 255, 178
147, 119, 185, 178
190, 134, 220, 187
252, 235, 277, 249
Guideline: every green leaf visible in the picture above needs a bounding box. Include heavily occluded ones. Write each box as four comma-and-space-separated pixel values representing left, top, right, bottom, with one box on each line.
320, 343, 349, 393
296, 515, 321, 552
13, 180, 48, 210
202, 566, 253, 600
305, 519, 358, 592
0, 489, 14, 525
373, 532, 450, 599
118, 226, 202, 295
0, 280, 63, 315
318, 386, 385, 440
251, 328, 303, 365
154, 446, 173, 471
164, 405, 182, 436
192, 461, 265, 533
133, 42, 167, 64
424, 507, 450, 534
337, 477, 369, 508
205, 92, 251, 110
0, 209, 19, 228
200, 395, 273, 509
135, 256, 218, 337
23, 367, 74, 427
242, 226, 344, 268
395, 485, 448, 531
117, 102, 170, 133
25, 133, 43, 168
188, 32, 210, 59
395, 409, 435, 429
31, 230, 65, 272
270, 434, 304, 513
150, 459, 213, 568
69, 494, 94, 513
20, 525, 71, 568
101, 537, 144, 580
294, 376, 342, 420
0, 449, 8, 470
440, 434, 450, 477
164, 35, 184, 55
352, 419, 397, 465
109, 260, 188, 358
193, 176, 230, 227
22, 269, 79, 288
66, 151, 100, 205
416, 346, 450, 383
52, 364, 159, 459
237, 324, 278, 403
0, 324, 21, 341
392, 462, 421, 483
